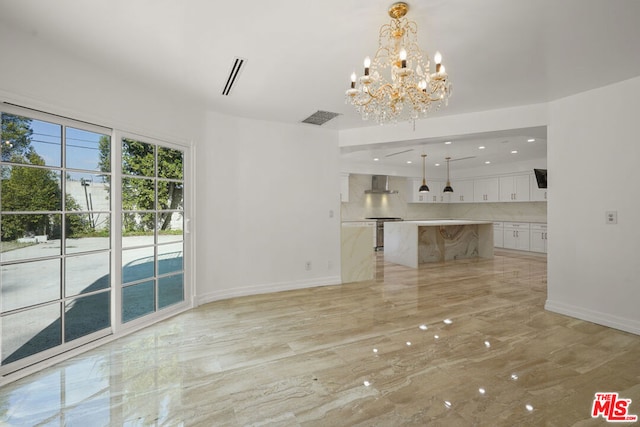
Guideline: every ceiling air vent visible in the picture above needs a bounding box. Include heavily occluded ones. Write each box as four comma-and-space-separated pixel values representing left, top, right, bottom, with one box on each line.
301, 110, 340, 126
222, 57, 247, 96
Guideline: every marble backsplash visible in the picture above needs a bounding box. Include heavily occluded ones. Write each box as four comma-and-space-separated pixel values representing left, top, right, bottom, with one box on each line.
341, 173, 547, 223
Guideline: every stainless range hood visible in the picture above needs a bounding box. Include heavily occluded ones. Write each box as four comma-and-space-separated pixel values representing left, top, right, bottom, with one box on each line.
365, 175, 399, 194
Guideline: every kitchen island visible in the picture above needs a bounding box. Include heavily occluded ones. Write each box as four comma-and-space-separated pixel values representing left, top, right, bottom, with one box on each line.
384, 220, 494, 268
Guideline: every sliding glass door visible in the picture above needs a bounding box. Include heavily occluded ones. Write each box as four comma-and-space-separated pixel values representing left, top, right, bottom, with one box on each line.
0, 106, 190, 377
0, 110, 112, 371
120, 137, 185, 324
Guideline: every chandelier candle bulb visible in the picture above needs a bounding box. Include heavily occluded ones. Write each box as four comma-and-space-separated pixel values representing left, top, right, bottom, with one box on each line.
434, 51, 442, 73
351, 72, 356, 89
345, 2, 452, 124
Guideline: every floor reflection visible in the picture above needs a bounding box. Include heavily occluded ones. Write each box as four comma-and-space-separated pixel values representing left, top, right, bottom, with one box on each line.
0, 252, 639, 425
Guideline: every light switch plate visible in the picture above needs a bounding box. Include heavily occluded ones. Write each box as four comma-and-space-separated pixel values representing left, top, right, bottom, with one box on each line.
606, 211, 618, 224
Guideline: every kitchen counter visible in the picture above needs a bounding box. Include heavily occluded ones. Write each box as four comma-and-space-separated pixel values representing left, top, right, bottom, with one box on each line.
340, 222, 375, 283
384, 220, 494, 268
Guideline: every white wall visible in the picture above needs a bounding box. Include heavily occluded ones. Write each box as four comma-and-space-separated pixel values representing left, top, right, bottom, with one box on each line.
546, 76, 640, 334
195, 112, 341, 304
0, 24, 203, 142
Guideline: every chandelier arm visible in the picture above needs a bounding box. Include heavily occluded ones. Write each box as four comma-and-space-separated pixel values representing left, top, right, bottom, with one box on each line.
345, 3, 451, 124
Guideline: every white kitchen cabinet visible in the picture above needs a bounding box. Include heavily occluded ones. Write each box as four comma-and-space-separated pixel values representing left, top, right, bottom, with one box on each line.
493, 222, 504, 248
426, 181, 451, 203
529, 223, 548, 253
503, 222, 530, 251
530, 174, 548, 202
407, 178, 428, 203
499, 174, 530, 202
449, 179, 474, 203
340, 173, 350, 202
474, 177, 499, 202
407, 179, 450, 203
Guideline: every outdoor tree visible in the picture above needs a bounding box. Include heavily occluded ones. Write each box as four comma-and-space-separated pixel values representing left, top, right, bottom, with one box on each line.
0, 113, 90, 241
99, 137, 183, 234
0, 113, 33, 164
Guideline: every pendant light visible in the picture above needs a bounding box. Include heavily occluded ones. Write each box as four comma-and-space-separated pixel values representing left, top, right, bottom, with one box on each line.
443, 156, 454, 192
419, 154, 430, 192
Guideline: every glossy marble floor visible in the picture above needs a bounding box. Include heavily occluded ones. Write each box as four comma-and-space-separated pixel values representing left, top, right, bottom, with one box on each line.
2, 251, 640, 426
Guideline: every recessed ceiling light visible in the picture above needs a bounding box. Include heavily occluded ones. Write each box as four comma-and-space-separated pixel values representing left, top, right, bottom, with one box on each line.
444, 141, 452, 145
435, 163, 440, 166
479, 146, 486, 150
485, 161, 491, 164
406, 160, 412, 164
373, 158, 379, 161
527, 138, 535, 142
511, 150, 518, 154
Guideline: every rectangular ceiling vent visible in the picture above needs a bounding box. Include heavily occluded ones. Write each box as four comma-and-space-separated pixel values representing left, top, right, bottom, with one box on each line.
301, 110, 341, 126
222, 57, 247, 96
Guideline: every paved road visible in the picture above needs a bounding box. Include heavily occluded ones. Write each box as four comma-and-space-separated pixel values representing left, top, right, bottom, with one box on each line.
1, 235, 183, 363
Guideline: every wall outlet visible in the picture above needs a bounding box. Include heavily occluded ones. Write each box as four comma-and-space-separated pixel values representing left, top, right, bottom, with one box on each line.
305, 261, 312, 271
606, 211, 618, 224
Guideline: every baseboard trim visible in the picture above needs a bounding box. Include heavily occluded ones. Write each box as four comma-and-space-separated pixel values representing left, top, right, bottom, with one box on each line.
196, 276, 342, 306
545, 299, 640, 336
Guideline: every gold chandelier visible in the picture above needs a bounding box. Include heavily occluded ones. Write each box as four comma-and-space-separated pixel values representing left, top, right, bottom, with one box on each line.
345, 2, 452, 124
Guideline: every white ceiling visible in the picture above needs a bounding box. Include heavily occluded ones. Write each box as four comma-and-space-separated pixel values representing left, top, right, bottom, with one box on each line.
1, 0, 640, 167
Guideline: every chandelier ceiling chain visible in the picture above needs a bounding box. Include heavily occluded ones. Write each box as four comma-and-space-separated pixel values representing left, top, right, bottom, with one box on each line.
345, 2, 452, 124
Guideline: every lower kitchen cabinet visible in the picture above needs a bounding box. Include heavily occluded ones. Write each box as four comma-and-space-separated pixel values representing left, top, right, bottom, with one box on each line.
493, 222, 504, 248
529, 223, 548, 253
502, 222, 530, 251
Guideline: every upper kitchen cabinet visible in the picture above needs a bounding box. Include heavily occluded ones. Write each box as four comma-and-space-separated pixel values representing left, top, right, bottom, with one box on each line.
407, 178, 427, 203
499, 174, 530, 202
449, 179, 474, 203
530, 171, 548, 201
474, 177, 499, 203
426, 181, 450, 203
407, 179, 448, 203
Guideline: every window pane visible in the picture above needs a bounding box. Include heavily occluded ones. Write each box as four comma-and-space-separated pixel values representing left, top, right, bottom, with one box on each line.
157, 181, 183, 210
65, 213, 110, 254
158, 242, 183, 275
1, 214, 62, 261
158, 273, 183, 309
1, 114, 61, 167
122, 246, 154, 284
1, 258, 61, 311
66, 252, 110, 297
122, 213, 155, 248
1, 166, 61, 211
122, 280, 155, 323
158, 147, 183, 180
66, 127, 110, 172
158, 212, 183, 243
65, 291, 111, 342
66, 172, 110, 213
122, 138, 154, 177
2, 303, 62, 365
122, 177, 155, 210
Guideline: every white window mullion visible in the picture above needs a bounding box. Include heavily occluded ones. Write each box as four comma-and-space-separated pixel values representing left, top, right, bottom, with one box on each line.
111, 130, 123, 332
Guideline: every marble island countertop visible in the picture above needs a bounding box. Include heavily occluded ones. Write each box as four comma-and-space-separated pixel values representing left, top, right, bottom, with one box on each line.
401, 219, 494, 226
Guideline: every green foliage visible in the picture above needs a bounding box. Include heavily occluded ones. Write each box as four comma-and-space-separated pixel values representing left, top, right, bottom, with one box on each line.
1, 113, 33, 163
122, 138, 155, 177
1, 152, 63, 241
0, 114, 90, 241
